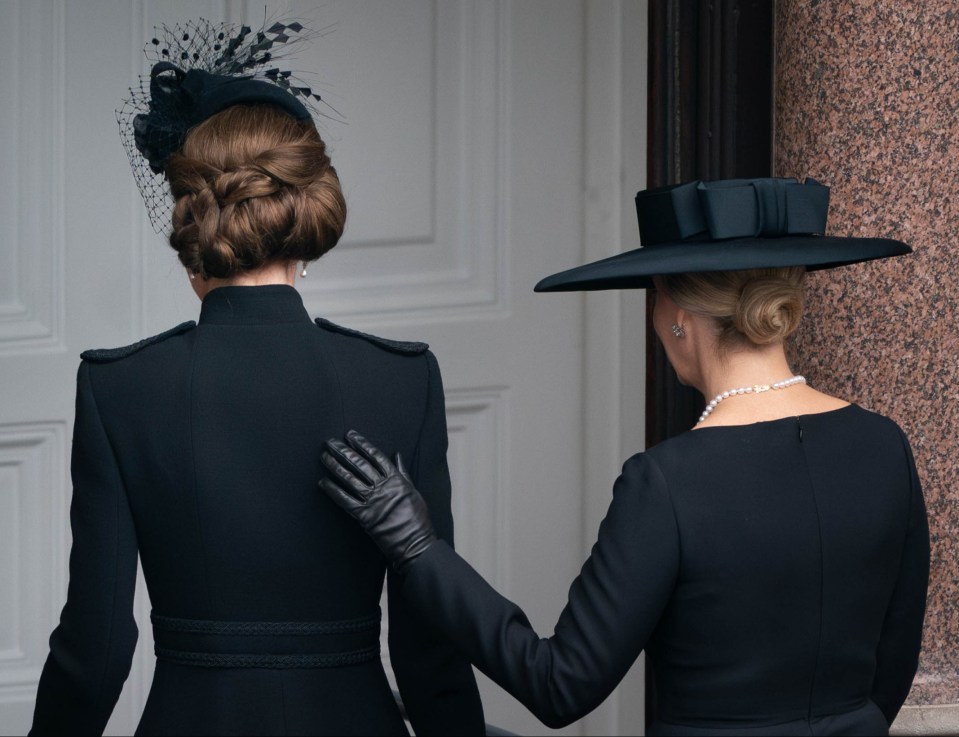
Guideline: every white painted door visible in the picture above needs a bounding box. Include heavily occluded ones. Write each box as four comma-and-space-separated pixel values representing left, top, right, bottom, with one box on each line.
0, 1, 647, 735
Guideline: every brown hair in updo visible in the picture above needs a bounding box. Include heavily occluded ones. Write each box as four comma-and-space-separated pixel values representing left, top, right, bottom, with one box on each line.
658, 267, 806, 347
165, 104, 346, 279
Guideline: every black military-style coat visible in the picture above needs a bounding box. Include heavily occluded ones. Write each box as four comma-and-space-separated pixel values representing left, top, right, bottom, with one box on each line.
30, 285, 484, 736
403, 405, 929, 736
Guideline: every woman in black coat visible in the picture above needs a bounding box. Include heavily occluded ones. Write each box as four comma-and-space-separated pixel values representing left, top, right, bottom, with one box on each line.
31, 21, 483, 737
321, 178, 929, 736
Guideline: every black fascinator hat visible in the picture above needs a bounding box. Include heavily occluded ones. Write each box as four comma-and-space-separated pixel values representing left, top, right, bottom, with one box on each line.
534, 178, 911, 292
118, 17, 335, 232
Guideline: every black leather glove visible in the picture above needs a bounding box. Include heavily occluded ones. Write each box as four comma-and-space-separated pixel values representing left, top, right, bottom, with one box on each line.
320, 430, 438, 574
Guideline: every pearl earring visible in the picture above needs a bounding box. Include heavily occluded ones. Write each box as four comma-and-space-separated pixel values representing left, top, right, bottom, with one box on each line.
300, 262, 308, 278
671, 323, 685, 338
189, 272, 197, 281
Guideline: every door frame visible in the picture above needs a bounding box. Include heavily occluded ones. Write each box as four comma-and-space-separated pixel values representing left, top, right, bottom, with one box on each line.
644, 0, 775, 726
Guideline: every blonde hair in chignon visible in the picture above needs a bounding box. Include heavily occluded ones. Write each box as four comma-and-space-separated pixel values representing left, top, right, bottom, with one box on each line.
658, 268, 806, 347
165, 104, 346, 279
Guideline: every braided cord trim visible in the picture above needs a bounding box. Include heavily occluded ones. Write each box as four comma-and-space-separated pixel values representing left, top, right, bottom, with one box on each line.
155, 645, 381, 669
151, 610, 380, 636
81, 320, 196, 362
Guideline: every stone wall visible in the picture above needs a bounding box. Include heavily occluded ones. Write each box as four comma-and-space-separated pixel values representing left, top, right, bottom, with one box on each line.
776, 1, 959, 731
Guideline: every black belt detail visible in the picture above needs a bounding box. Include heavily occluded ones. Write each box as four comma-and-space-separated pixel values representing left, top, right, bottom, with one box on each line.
155, 645, 381, 669
150, 610, 381, 636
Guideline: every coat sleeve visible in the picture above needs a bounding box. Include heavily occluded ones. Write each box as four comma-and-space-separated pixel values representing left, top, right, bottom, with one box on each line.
403, 452, 680, 729
30, 362, 139, 736
870, 430, 930, 725
387, 351, 485, 736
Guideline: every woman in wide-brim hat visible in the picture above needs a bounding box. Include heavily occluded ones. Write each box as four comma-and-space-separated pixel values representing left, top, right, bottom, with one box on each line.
320, 177, 928, 736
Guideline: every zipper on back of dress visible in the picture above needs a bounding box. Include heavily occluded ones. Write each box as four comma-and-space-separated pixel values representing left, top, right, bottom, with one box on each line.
796, 415, 825, 722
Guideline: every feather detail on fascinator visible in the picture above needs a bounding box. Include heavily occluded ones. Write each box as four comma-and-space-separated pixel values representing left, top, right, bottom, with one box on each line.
117, 16, 338, 232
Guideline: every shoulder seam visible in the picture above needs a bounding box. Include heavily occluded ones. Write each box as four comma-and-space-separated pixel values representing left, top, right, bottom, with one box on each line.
314, 317, 428, 355
896, 426, 919, 528
637, 451, 682, 567
81, 321, 196, 363
410, 350, 435, 480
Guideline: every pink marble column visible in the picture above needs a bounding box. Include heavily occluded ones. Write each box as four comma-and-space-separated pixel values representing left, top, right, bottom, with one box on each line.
776, 0, 959, 727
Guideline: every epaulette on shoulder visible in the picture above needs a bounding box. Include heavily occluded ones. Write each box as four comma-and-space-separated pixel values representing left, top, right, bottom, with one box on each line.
81, 321, 196, 363
314, 318, 428, 355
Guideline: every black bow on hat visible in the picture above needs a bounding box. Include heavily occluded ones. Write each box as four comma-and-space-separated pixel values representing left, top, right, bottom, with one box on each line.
534, 177, 911, 292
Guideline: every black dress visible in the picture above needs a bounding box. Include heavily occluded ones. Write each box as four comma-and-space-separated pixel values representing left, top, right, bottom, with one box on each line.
30, 285, 484, 736
403, 405, 929, 735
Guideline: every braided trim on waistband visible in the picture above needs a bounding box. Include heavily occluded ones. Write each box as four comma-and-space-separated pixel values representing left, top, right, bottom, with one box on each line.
151, 610, 380, 636
155, 645, 381, 669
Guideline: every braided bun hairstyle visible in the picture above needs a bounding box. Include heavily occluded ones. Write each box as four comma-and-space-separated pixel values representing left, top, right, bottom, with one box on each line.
659, 267, 806, 347
165, 105, 346, 279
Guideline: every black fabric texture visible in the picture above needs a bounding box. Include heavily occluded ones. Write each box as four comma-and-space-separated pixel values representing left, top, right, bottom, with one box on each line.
30, 284, 484, 736
404, 405, 929, 735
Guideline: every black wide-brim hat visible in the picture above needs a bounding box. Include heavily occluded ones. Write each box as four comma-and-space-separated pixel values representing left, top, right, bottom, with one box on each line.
534, 178, 911, 292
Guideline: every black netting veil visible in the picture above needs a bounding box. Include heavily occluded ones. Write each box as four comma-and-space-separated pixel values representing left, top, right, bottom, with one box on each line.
117, 17, 337, 233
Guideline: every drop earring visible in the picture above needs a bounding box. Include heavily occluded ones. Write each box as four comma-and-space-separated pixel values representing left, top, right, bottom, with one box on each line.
300, 261, 308, 278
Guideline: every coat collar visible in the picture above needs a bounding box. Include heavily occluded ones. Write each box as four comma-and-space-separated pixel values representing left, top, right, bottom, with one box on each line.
198, 285, 312, 326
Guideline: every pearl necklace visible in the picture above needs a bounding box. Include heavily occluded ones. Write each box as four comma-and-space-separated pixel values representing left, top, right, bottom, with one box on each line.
698, 375, 807, 424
